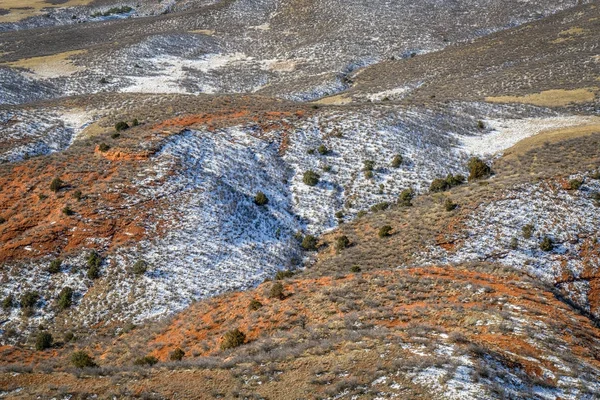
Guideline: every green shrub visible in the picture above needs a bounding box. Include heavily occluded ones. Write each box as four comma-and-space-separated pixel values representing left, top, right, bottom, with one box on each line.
134, 355, 158, 367
398, 188, 415, 206
317, 145, 329, 155
350, 265, 361, 273
335, 235, 350, 250
522, 224, 534, 239
363, 160, 375, 171
57, 287, 73, 310
275, 270, 294, 280
254, 191, 269, 206
391, 154, 403, 168
221, 329, 246, 350
467, 157, 492, 181
429, 178, 449, 193
72, 190, 82, 201
132, 260, 148, 275
170, 348, 185, 361
301, 235, 318, 251
322, 165, 332, 172
21, 291, 39, 308
477, 120, 485, 130
248, 299, 263, 311
111, 132, 120, 139
378, 225, 393, 238
87, 265, 100, 280
364, 170, 374, 179
87, 251, 101, 269
269, 282, 285, 300
303, 170, 320, 186
35, 332, 53, 351
50, 177, 63, 192
62, 205, 74, 216
48, 259, 62, 274
2, 294, 13, 310
540, 236, 554, 252
71, 351, 96, 368
444, 198, 457, 211
446, 174, 466, 187
115, 121, 129, 131
307, 148, 315, 155
98, 143, 110, 152
370, 202, 389, 212
335, 211, 344, 219
509, 237, 518, 250
356, 210, 367, 218
569, 179, 583, 190
132, 118, 139, 127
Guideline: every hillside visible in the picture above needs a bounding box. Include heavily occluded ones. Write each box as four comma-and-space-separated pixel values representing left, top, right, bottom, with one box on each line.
0, 1, 599, 399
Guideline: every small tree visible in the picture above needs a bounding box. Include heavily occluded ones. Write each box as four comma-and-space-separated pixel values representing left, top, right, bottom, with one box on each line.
540, 236, 554, 252
399, 188, 415, 206
509, 237, 518, 250
303, 170, 320, 186
132, 260, 148, 275
467, 157, 492, 181
35, 332, 53, 351
317, 145, 329, 155
170, 348, 185, 361
57, 287, 73, 310
87, 265, 100, 280
363, 160, 375, 172
20, 291, 39, 308
430, 178, 449, 193
335, 235, 350, 250
254, 191, 269, 206
115, 121, 129, 131
378, 225, 393, 238
522, 224, 534, 239
48, 259, 62, 274
50, 178, 63, 192
301, 235, 318, 251
221, 329, 246, 350
444, 198, 457, 211
248, 299, 263, 311
391, 154, 403, 168
269, 282, 285, 300
71, 351, 96, 368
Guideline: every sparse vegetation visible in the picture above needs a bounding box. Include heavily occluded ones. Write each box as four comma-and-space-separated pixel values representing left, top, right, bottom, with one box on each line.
62, 205, 74, 216
335, 235, 350, 250
254, 191, 269, 206
303, 170, 320, 186
398, 188, 415, 206
72, 190, 82, 201
540, 236, 554, 252
569, 178, 583, 190
2, 294, 13, 310
20, 291, 39, 309
134, 355, 159, 367
269, 282, 285, 300
468, 157, 492, 181
132, 260, 148, 275
57, 287, 73, 310
98, 143, 110, 152
522, 224, 535, 239
221, 329, 246, 350
350, 265, 361, 273
378, 225, 393, 238
169, 348, 185, 361
248, 299, 263, 311
301, 235, 318, 251
71, 351, 96, 368
317, 145, 329, 155
115, 121, 130, 131
275, 270, 294, 280
35, 332, 53, 351
429, 174, 465, 193
370, 202, 389, 212
391, 154, 403, 168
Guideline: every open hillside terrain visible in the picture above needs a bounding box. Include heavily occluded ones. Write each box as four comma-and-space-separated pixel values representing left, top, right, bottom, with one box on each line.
0, 0, 599, 399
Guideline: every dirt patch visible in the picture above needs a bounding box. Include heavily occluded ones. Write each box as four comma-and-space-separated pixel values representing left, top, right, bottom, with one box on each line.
486, 88, 598, 107
314, 94, 352, 105
0, 0, 93, 22
4, 50, 87, 78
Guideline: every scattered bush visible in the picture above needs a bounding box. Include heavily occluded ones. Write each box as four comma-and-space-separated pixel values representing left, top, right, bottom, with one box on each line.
370, 202, 389, 212
468, 157, 492, 181
522, 224, 535, 239
169, 348, 185, 361
303, 170, 320, 186
111, 132, 120, 139
398, 188, 415, 206
350, 265, 361, 273
71, 351, 96, 368
50, 177, 63, 192
87, 251, 101, 279
446, 174, 466, 187
357, 210, 367, 218
364, 170, 374, 179
114, 121, 129, 131
48, 259, 62, 274
269, 282, 285, 300
134, 355, 158, 367
248, 299, 263, 311
132, 118, 139, 127
87, 266, 100, 280
430, 174, 465, 193
569, 179, 583, 190
444, 198, 457, 211
57, 287, 73, 310
98, 143, 110, 152
509, 237, 518, 250
317, 145, 329, 155
540, 236, 554, 252
378, 225, 393, 238
335, 235, 350, 250
363, 160, 375, 171
21, 291, 39, 308
62, 205, 74, 216
275, 270, 294, 280
301, 235, 318, 251
132, 260, 148, 275
335, 210, 344, 219
2, 294, 13, 310
307, 148, 315, 155
254, 191, 269, 206
391, 154, 403, 168
35, 332, 53, 351
221, 329, 246, 350
322, 165, 332, 172
477, 120, 486, 130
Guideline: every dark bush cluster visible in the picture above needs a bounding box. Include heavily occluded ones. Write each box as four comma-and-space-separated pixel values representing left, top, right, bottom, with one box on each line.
98, 143, 110, 152
335, 235, 350, 250
317, 145, 329, 155
398, 188, 415, 206
301, 235, 318, 251
248, 299, 263, 311
57, 287, 73, 310
134, 355, 159, 367
522, 224, 534, 239
430, 174, 465, 193
35, 332, 53, 351
444, 198, 457, 211
269, 282, 285, 300
21, 291, 39, 309
391, 154, 403, 168
254, 191, 269, 206
48, 259, 62, 274
50, 177, 63, 192
569, 179, 583, 190
370, 202, 389, 212
378, 225, 393, 238
468, 157, 492, 181
170, 348, 185, 361
87, 251, 102, 280
275, 270, 294, 280
540, 236, 554, 252
132, 260, 148, 275
71, 351, 96, 368
221, 329, 246, 350
303, 170, 320, 186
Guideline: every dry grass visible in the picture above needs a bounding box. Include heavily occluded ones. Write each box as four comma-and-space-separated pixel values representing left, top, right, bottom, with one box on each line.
485, 88, 598, 107
0, 0, 93, 23
3, 50, 87, 78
